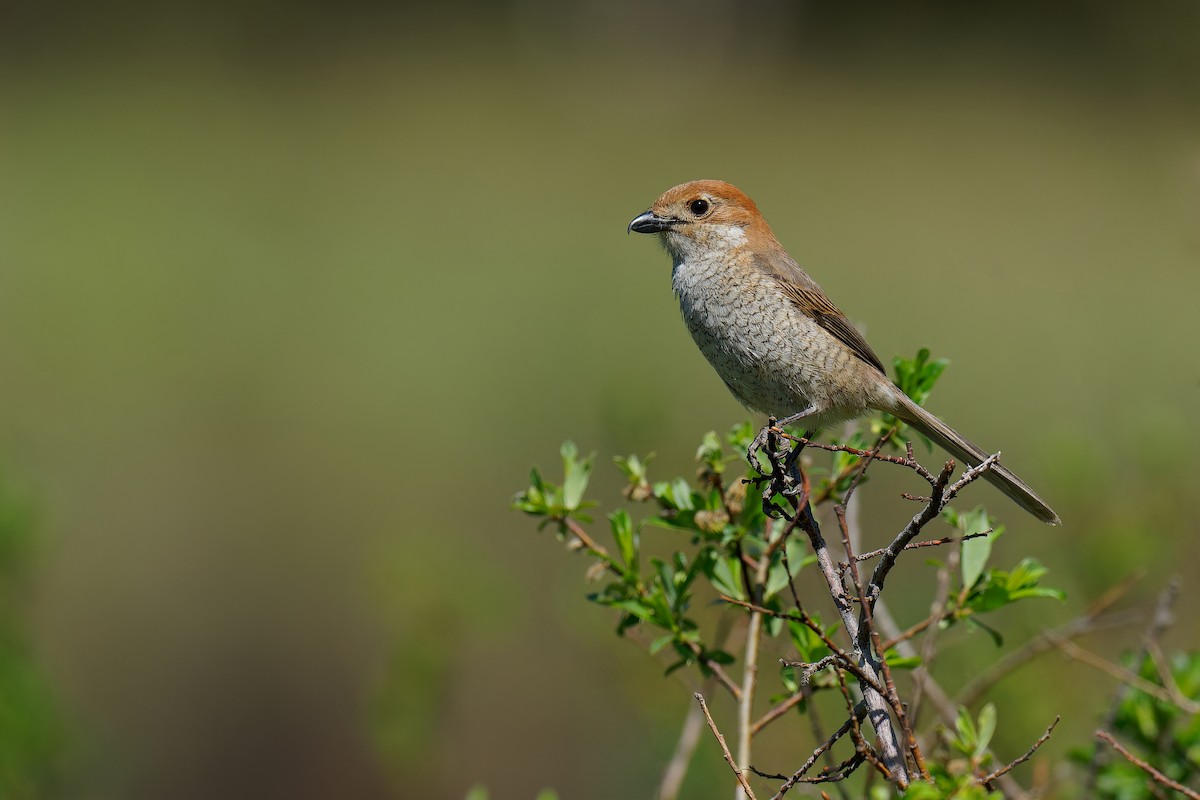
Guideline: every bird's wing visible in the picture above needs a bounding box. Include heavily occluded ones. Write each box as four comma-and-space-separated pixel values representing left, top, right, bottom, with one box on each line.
758, 251, 887, 376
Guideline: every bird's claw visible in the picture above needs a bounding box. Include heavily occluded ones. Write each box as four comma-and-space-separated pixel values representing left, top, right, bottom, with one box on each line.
747, 418, 780, 476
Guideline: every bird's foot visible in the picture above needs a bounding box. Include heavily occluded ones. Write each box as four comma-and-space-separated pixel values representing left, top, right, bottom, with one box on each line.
746, 418, 778, 476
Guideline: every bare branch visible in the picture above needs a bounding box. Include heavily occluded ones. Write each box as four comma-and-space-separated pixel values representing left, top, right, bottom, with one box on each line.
1048, 632, 1200, 713
658, 695, 708, 800
847, 530, 990, 565
766, 701, 868, 800
1095, 730, 1200, 800
1086, 574, 1173, 793
721, 595, 886, 697
980, 717, 1059, 785
909, 535, 959, 731
861, 458, 956, 603
696, 693, 758, 800
790, 499, 910, 786
957, 609, 1140, 709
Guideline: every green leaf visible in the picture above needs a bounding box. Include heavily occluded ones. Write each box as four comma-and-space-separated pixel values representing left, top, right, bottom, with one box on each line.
560, 441, 594, 510
883, 649, 922, 670
705, 648, 736, 665
976, 703, 997, 758
648, 634, 674, 655
955, 706, 978, 753
695, 431, 724, 473
608, 510, 637, 570
965, 616, 1004, 647
727, 421, 756, 454
710, 555, 744, 601
957, 506, 996, 590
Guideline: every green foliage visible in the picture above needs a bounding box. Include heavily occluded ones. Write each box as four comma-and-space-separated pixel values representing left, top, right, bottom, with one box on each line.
0, 473, 63, 798
512, 441, 598, 528
887, 706, 1006, 800
1073, 651, 1200, 799
883, 348, 951, 439
894, 348, 951, 408
514, 351, 1074, 797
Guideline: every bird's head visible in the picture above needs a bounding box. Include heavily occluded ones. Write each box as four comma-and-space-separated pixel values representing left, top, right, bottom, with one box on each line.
628, 179, 778, 261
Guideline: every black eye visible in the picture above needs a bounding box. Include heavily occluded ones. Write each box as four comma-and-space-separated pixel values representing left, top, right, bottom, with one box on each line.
688, 198, 710, 216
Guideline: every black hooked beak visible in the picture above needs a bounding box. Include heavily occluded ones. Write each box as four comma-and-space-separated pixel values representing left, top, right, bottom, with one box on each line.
627, 210, 677, 234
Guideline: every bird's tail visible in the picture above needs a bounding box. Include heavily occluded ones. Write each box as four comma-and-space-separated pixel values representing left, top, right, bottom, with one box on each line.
889, 394, 1060, 525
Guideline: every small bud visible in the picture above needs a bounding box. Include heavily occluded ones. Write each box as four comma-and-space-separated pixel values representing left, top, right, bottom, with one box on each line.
724, 481, 747, 516
693, 509, 730, 534
584, 561, 608, 583
623, 481, 652, 502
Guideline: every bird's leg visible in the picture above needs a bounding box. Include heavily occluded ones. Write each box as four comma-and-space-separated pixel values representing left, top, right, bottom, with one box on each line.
747, 417, 778, 476
749, 408, 818, 518
782, 429, 816, 497
747, 406, 817, 473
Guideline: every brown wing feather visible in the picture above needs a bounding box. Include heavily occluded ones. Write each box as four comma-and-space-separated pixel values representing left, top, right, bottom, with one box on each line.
756, 251, 887, 376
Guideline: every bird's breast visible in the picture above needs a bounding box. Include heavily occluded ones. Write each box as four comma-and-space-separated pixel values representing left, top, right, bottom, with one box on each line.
670, 254, 867, 420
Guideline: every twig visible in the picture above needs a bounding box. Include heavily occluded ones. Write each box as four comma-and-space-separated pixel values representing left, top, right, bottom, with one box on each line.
980, 716, 1059, 785
767, 702, 868, 799
861, 458, 957, 603
1047, 632, 1200, 713
771, 431, 935, 485
955, 606, 1142, 705
721, 596, 885, 696
562, 517, 619, 573
790, 498, 910, 785
752, 691, 805, 738
659, 689, 709, 800
696, 693, 758, 800
848, 530, 991, 565
1086, 574, 1172, 793
1095, 730, 1200, 800
737, 612, 763, 788
909, 534, 960, 730
869, 594, 1026, 799
836, 503, 928, 781
685, 641, 743, 701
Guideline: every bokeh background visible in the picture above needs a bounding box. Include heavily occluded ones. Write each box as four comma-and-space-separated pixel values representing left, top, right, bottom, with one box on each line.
1, 1, 1198, 798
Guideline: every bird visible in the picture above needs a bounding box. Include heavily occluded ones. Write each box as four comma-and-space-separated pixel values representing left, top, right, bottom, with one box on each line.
628, 179, 1060, 525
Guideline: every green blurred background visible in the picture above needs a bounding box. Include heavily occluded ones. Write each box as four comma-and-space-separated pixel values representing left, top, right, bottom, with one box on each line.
1, 1, 1198, 797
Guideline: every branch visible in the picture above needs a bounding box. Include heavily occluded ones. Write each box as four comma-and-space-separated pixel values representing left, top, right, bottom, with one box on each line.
696, 693, 758, 800
847, 530, 990, 566
658, 689, 709, 800
1086, 574, 1173, 793
767, 703, 870, 799
980, 716, 1059, 786
737, 613, 763, 781
790, 499, 910, 786
861, 458, 958, 602
1095, 730, 1200, 800
956, 571, 1143, 708
720, 596, 886, 697
1048, 632, 1200, 713
909, 533, 959, 731
836, 503, 928, 781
